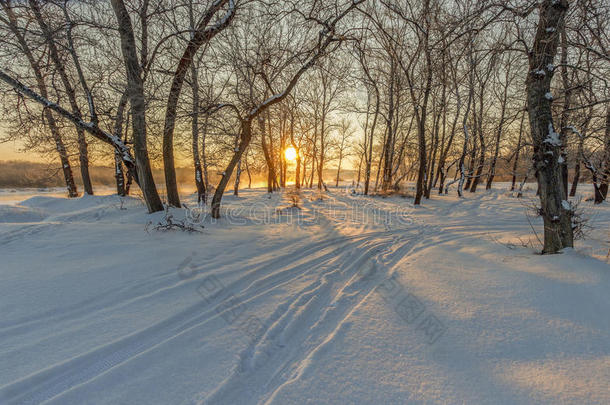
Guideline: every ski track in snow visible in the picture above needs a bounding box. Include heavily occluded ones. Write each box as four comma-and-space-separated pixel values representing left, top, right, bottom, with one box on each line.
0, 185, 609, 404
0, 191, 420, 405
201, 195, 428, 404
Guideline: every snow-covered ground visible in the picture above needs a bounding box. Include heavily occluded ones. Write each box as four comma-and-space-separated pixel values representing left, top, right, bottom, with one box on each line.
1, 184, 609, 404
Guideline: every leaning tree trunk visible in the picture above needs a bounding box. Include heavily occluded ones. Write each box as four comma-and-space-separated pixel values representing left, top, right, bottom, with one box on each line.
526, 0, 572, 254
162, 0, 234, 207
64, 2, 101, 195
234, 156, 242, 196
212, 120, 251, 218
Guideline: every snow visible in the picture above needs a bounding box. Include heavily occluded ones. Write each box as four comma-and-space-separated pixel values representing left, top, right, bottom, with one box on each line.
0, 184, 609, 404
544, 123, 561, 146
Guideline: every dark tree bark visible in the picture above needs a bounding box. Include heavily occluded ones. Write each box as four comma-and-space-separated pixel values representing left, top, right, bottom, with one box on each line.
360, 55, 379, 196
381, 58, 396, 191
0, 70, 140, 186
113, 92, 129, 196
413, 0, 432, 205
526, 0, 573, 253
191, 64, 206, 203
558, 28, 571, 198
111, 0, 163, 213
469, 82, 487, 193
162, 0, 235, 207
598, 107, 610, 203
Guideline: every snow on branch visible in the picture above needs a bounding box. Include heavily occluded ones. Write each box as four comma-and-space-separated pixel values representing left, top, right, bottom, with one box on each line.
0, 69, 136, 167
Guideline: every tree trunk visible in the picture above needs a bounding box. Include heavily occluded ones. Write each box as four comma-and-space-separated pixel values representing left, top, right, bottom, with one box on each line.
30, 0, 93, 195
559, 28, 571, 198
191, 64, 206, 203
511, 111, 526, 191
526, 0, 572, 253
111, 0, 163, 213
113, 92, 129, 197
1, 2, 77, 197
382, 60, 396, 191
426, 100, 441, 198
162, 0, 234, 207
259, 115, 275, 193
569, 162, 580, 197
597, 107, 610, 203
469, 89, 486, 193
486, 69, 510, 190
336, 153, 343, 187
212, 120, 251, 218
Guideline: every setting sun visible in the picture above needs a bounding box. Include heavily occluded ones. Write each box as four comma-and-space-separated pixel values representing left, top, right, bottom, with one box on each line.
284, 146, 297, 162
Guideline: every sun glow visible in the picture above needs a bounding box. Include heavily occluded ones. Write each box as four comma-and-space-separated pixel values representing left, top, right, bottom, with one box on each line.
284, 146, 297, 162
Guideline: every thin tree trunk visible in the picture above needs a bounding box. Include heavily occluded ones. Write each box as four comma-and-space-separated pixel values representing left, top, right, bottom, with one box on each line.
569, 162, 580, 197
30, 0, 93, 195
470, 88, 486, 193
113, 92, 129, 196
2, 2, 77, 197
486, 69, 510, 190
191, 65, 206, 203
511, 111, 526, 191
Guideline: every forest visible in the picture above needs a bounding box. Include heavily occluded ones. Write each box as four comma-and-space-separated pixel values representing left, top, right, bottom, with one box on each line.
0, 0, 608, 253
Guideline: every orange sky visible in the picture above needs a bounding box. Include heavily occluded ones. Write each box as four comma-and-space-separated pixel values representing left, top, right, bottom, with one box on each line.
0, 140, 36, 161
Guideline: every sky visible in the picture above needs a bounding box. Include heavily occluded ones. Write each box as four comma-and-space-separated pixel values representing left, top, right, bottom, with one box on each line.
0, 140, 34, 161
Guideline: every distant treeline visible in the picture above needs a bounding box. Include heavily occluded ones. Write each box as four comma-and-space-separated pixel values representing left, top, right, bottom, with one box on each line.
0, 160, 587, 190
0, 161, 199, 189
0, 160, 350, 190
